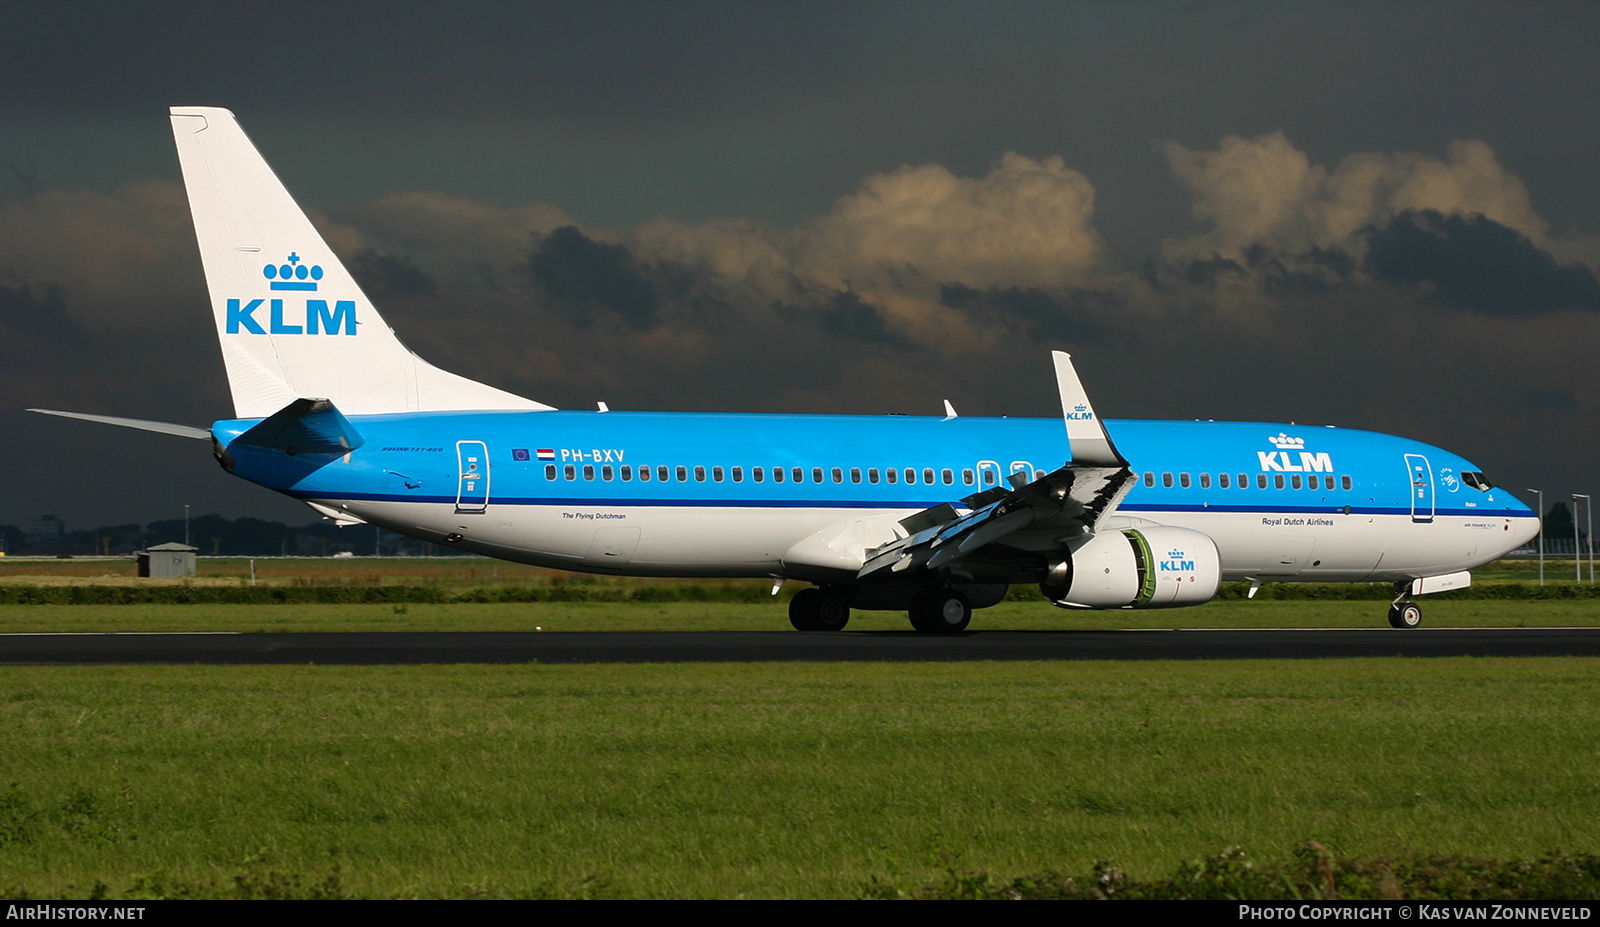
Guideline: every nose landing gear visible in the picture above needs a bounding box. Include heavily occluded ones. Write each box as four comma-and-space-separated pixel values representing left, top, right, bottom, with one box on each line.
1389, 581, 1422, 629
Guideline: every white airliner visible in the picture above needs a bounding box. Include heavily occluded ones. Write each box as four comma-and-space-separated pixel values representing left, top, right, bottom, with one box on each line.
30, 107, 1541, 632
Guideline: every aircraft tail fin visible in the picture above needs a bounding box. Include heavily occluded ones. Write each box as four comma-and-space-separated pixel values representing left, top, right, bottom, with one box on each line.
168, 106, 553, 418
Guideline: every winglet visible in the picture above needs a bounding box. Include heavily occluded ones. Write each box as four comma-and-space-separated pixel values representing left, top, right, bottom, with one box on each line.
1052, 351, 1124, 466
942, 399, 957, 420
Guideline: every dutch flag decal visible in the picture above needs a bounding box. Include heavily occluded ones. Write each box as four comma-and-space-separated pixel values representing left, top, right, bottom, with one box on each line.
536, 449, 556, 460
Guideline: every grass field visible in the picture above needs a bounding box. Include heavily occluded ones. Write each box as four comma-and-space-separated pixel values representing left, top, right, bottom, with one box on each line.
2, 557, 1597, 898
2, 658, 1598, 899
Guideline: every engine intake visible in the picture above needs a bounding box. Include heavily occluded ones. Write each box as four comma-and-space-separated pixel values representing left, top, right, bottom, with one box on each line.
1041, 526, 1220, 609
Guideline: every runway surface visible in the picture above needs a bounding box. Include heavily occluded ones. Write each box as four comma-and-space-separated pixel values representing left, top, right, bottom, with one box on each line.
4, 628, 1600, 665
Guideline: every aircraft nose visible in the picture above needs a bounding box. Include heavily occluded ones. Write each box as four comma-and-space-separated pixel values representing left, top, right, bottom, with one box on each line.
1508, 512, 1541, 550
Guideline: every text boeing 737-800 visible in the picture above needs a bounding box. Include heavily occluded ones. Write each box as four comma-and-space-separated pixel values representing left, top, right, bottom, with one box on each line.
29, 107, 1540, 632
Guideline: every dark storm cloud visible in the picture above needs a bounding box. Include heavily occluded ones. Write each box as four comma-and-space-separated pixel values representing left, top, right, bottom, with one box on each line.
774, 290, 907, 348
1362, 209, 1600, 316
938, 283, 1114, 344
0, 276, 80, 344
347, 250, 437, 299
525, 226, 666, 329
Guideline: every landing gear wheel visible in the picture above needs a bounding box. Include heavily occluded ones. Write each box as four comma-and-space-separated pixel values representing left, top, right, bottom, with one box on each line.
908, 588, 972, 634
789, 587, 851, 631
1388, 602, 1422, 629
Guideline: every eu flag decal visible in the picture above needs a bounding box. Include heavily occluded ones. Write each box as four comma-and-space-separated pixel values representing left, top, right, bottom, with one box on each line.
511, 448, 531, 461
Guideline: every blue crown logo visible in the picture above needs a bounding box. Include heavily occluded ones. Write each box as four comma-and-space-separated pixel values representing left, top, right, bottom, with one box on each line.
1074, 404, 1087, 412
1168, 549, 1184, 559
263, 252, 324, 291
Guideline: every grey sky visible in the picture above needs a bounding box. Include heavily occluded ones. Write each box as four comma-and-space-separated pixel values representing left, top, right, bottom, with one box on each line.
3, 1, 1598, 530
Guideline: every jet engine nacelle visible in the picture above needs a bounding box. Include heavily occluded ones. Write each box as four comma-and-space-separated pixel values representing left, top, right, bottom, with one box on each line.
1041, 525, 1221, 609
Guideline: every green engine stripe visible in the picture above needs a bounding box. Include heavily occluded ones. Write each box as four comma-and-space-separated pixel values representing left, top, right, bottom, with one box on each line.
1125, 529, 1157, 605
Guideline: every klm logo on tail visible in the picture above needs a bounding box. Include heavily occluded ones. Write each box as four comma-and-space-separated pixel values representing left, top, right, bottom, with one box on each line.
1065, 403, 1094, 421
226, 254, 355, 335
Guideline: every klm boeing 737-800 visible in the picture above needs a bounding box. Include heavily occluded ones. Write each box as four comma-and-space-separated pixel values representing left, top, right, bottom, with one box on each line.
30, 108, 1541, 632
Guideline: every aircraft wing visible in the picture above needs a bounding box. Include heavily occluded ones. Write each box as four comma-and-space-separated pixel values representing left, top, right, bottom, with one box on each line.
858, 352, 1135, 579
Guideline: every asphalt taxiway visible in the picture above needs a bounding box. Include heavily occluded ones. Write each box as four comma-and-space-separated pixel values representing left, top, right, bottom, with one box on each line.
4, 628, 1600, 665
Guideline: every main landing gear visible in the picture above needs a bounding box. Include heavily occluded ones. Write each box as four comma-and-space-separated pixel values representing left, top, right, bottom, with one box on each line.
908, 587, 972, 634
787, 585, 975, 633
789, 586, 851, 631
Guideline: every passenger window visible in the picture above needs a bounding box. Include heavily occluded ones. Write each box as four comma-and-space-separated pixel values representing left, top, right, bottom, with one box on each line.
754, 466, 764, 482
886, 468, 898, 484
1200, 473, 1211, 489
694, 466, 706, 482
675, 466, 687, 482
563, 464, 575, 481
851, 468, 862, 483
1274, 474, 1285, 489
792, 467, 802, 483
923, 468, 934, 485
583, 465, 595, 481
658, 465, 670, 482
712, 466, 724, 482
868, 468, 880, 484
813, 467, 824, 484
1238, 473, 1248, 489
1257, 474, 1267, 489
621, 465, 632, 481
1163, 472, 1174, 488
1291, 474, 1302, 489
773, 466, 784, 483
1219, 472, 1230, 488
1180, 473, 1191, 488
832, 467, 843, 483
1342, 475, 1352, 491
639, 465, 651, 482
962, 469, 974, 485
942, 469, 953, 485
545, 464, 557, 480
602, 465, 613, 481
731, 466, 742, 482
1144, 472, 1154, 487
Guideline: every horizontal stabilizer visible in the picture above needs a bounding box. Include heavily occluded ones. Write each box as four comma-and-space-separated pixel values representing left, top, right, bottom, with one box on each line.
231, 398, 364, 456
27, 409, 210, 440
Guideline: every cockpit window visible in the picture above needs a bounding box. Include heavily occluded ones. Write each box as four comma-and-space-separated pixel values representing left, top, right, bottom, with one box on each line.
1462, 471, 1494, 491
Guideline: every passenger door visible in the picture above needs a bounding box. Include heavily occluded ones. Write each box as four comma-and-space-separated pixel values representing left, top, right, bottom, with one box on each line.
1404, 453, 1434, 523
456, 440, 490, 513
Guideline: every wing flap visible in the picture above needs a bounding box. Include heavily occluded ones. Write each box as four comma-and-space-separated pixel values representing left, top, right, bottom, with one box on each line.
857, 352, 1136, 581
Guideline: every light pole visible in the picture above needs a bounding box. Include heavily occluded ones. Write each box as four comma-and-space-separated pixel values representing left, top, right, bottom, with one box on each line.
1574, 494, 1584, 584
1527, 489, 1543, 585
1576, 493, 1594, 586
184, 504, 190, 548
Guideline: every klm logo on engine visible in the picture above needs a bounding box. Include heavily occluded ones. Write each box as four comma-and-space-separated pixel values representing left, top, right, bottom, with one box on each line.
1258, 432, 1332, 473
1065, 403, 1094, 421
1159, 548, 1194, 572
226, 253, 356, 335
